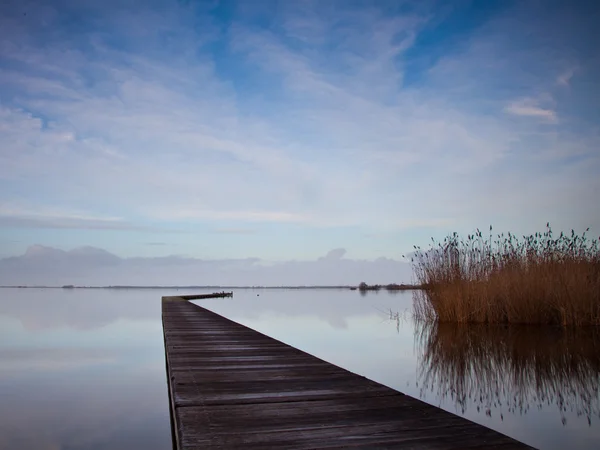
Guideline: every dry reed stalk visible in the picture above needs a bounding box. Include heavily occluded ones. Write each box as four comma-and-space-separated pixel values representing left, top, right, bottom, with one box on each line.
411, 225, 600, 325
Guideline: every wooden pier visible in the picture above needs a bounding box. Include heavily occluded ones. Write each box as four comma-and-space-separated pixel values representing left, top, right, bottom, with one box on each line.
162, 298, 532, 449
172, 292, 233, 300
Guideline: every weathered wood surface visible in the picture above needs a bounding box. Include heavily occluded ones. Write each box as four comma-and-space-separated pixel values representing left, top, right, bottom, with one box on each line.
164, 292, 233, 301
162, 298, 533, 449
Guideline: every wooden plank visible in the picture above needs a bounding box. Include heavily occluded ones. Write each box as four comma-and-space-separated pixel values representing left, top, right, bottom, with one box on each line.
162, 297, 534, 449
177, 292, 233, 300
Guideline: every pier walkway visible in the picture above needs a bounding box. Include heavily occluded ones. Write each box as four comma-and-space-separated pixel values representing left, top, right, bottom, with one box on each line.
162, 298, 532, 449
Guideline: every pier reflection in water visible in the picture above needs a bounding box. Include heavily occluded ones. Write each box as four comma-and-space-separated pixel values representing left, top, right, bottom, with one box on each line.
415, 323, 600, 426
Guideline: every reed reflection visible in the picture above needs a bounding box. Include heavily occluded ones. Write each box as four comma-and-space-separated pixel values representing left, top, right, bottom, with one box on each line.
415, 323, 600, 425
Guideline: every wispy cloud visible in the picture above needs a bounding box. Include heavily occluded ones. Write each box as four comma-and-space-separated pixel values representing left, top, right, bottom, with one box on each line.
556, 67, 577, 87
504, 98, 558, 123
211, 228, 257, 235
0, 215, 151, 231
0, 206, 175, 232
153, 209, 311, 224
0, 206, 127, 229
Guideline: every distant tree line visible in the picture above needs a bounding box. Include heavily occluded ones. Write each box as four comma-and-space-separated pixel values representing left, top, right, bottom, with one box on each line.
356, 282, 421, 291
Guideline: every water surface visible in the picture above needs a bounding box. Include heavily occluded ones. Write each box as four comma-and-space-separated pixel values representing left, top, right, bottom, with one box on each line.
1, 288, 599, 449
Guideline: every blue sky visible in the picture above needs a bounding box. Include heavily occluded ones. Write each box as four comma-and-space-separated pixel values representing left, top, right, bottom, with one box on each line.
1, 0, 599, 265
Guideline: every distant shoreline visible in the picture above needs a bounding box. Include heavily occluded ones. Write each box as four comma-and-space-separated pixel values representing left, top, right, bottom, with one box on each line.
1, 285, 354, 289
0, 284, 419, 290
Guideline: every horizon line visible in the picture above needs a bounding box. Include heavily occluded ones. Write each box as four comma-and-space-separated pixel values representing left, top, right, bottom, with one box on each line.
0, 283, 420, 289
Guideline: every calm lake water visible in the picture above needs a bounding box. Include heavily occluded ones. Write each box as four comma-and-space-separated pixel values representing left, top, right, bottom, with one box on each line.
1, 288, 598, 449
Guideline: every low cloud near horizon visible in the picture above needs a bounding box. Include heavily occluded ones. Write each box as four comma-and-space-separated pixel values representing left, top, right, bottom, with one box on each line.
0, 245, 412, 286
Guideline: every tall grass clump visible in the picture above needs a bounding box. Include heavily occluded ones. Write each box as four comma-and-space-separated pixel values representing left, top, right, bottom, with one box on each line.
412, 224, 600, 325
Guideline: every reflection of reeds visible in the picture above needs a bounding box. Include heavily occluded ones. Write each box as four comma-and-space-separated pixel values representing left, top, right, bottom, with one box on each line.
416, 322, 600, 424
412, 225, 600, 325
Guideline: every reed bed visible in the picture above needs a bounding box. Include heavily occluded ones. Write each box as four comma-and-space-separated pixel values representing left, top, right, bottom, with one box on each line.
411, 224, 600, 325
416, 322, 600, 422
